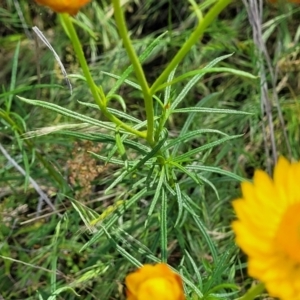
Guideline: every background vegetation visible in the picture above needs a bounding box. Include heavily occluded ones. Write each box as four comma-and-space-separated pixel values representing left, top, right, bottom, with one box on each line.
0, 0, 299, 299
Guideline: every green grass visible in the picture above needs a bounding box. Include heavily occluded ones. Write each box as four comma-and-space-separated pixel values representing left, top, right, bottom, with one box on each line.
0, 0, 299, 299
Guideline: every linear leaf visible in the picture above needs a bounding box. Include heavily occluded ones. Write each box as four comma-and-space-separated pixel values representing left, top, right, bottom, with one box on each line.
107, 32, 167, 96
204, 246, 235, 294
164, 66, 177, 106
186, 165, 247, 182
0, 84, 63, 99
80, 187, 147, 251
183, 195, 218, 262
128, 128, 168, 175
172, 92, 221, 156
170, 53, 234, 111
59, 131, 149, 155
103, 229, 142, 268
196, 173, 219, 200
170, 161, 202, 185
147, 167, 165, 220
163, 129, 228, 151
160, 188, 168, 263
174, 181, 183, 227
18, 97, 116, 131
77, 100, 142, 123
174, 134, 243, 162
172, 107, 252, 115
102, 72, 141, 91
157, 67, 257, 91
7, 40, 21, 111
184, 250, 203, 290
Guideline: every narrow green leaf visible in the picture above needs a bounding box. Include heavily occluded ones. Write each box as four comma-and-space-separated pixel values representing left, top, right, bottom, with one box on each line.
101, 226, 143, 267
170, 161, 202, 185
156, 67, 257, 92
196, 173, 219, 200
172, 92, 221, 156
36, 291, 44, 300
172, 107, 252, 115
101, 127, 167, 191
115, 243, 143, 268
128, 128, 168, 175
107, 32, 167, 96
80, 187, 147, 251
160, 188, 168, 262
18, 97, 116, 131
105, 169, 129, 194
174, 182, 184, 227
186, 165, 247, 182
163, 129, 228, 151
179, 269, 204, 298
164, 181, 177, 196
77, 100, 142, 123
58, 131, 149, 155
183, 195, 218, 262
170, 54, 234, 111
184, 250, 203, 290
7, 40, 21, 112
89, 153, 132, 166
174, 134, 243, 162
0, 84, 63, 100
164, 66, 177, 106
107, 94, 127, 112
204, 246, 235, 294
102, 72, 142, 90
115, 130, 127, 160
47, 287, 80, 300
104, 119, 150, 162
147, 167, 165, 220
74, 265, 110, 284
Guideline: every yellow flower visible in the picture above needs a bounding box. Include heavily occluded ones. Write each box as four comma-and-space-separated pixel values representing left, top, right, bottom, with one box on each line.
232, 156, 300, 300
35, 0, 91, 15
125, 263, 185, 300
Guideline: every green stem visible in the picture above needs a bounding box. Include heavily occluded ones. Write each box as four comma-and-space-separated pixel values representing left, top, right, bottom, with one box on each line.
238, 282, 265, 300
59, 14, 146, 139
150, 0, 233, 95
111, 0, 154, 145
60, 13, 105, 107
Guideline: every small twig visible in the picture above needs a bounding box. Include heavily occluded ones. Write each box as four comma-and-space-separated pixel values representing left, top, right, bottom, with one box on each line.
13, 0, 32, 40
33, 30, 42, 100
242, 0, 277, 173
0, 254, 65, 277
243, 0, 292, 169
32, 26, 72, 94
0, 143, 62, 217
21, 208, 66, 225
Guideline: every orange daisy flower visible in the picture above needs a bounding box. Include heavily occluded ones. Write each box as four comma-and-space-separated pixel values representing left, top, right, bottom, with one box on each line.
232, 156, 300, 300
125, 263, 185, 300
35, 0, 91, 15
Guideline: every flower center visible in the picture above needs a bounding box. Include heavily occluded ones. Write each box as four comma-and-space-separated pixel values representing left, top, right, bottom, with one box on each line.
275, 202, 300, 263
137, 277, 180, 300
